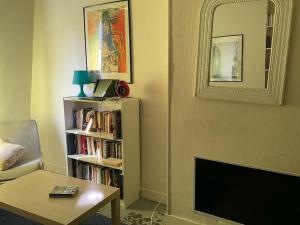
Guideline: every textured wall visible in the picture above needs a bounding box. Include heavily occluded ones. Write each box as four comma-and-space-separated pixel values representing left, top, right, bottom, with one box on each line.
0, 0, 34, 122
170, 0, 300, 224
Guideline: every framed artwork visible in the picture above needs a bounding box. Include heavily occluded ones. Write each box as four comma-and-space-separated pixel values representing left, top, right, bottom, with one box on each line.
209, 35, 243, 82
84, 0, 132, 83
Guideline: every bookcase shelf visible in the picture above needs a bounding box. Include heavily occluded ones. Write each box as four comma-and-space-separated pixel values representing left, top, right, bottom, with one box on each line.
65, 129, 121, 141
67, 154, 123, 171
63, 97, 140, 208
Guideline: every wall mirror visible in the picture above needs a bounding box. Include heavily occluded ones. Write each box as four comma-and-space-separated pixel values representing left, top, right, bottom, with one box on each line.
196, 0, 294, 105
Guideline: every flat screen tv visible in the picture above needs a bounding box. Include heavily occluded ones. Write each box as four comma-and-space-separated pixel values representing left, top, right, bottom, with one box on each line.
194, 157, 300, 225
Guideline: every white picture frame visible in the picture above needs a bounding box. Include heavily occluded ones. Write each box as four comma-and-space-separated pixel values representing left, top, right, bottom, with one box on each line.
210, 35, 243, 82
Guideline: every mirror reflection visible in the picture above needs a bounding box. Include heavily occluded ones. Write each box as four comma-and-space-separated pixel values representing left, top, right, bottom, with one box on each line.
209, 0, 275, 89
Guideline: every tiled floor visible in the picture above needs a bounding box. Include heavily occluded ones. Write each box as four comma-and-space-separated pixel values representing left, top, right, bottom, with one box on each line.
99, 198, 166, 225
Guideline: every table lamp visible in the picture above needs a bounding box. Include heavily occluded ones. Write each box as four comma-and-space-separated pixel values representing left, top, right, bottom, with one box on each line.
72, 70, 91, 97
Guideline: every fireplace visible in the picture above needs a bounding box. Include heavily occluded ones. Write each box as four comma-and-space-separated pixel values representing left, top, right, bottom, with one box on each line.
194, 157, 300, 225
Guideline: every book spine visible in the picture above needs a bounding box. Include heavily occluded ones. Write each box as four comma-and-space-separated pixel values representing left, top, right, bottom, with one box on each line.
81, 136, 87, 154
102, 140, 110, 159
114, 111, 122, 139
91, 137, 96, 155
67, 134, 76, 155
96, 139, 102, 159
76, 135, 81, 154
86, 137, 91, 155
72, 110, 77, 128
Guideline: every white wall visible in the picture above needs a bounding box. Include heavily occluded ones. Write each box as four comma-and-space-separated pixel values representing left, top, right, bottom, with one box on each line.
31, 0, 168, 200
169, 0, 300, 224
0, 0, 34, 122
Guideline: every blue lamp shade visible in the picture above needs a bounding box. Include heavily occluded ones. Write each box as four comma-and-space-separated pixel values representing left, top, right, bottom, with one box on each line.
73, 70, 91, 97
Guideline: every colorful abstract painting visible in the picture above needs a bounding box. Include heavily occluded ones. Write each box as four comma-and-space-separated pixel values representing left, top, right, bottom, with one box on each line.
84, 1, 132, 83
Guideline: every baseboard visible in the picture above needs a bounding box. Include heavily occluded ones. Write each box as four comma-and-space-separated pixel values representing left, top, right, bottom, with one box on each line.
140, 188, 167, 204
166, 214, 238, 225
166, 214, 198, 225
44, 162, 67, 175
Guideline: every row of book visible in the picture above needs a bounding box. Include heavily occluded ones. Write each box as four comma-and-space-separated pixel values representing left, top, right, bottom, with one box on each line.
72, 161, 123, 198
73, 108, 122, 139
67, 134, 123, 159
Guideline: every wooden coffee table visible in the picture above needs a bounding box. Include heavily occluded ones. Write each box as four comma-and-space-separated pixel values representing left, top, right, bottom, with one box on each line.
0, 170, 120, 225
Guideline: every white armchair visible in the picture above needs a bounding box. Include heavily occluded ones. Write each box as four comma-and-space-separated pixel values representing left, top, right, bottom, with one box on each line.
0, 120, 43, 182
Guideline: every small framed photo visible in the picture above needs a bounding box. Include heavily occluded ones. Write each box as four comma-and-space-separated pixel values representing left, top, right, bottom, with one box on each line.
84, 0, 132, 83
210, 35, 243, 82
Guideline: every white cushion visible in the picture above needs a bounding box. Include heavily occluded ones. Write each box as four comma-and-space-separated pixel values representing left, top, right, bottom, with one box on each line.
0, 139, 24, 171
0, 159, 41, 181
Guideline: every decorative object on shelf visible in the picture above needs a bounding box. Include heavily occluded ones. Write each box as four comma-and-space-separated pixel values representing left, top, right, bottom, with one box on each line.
84, 0, 132, 83
116, 80, 130, 97
93, 79, 119, 98
72, 70, 91, 97
210, 35, 243, 82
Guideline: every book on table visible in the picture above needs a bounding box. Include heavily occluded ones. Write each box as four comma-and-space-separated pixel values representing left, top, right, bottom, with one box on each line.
49, 186, 79, 198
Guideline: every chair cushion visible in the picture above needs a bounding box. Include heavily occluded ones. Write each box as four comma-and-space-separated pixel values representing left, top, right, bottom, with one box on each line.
0, 139, 24, 171
0, 159, 41, 181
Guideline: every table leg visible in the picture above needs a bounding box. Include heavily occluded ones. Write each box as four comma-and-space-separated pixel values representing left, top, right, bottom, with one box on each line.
111, 194, 120, 225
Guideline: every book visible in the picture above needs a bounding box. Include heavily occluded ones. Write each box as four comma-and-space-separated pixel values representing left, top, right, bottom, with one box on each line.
96, 139, 102, 159
82, 108, 93, 130
49, 186, 79, 198
112, 111, 122, 139
103, 112, 110, 132
102, 140, 110, 159
72, 110, 77, 129
102, 157, 123, 167
91, 137, 96, 155
86, 137, 92, 155
66, 133, 76, 155
76, 135, 82, 154
81, 136, 87, 154
97, 111, 104, 131
75, 110, 82, 129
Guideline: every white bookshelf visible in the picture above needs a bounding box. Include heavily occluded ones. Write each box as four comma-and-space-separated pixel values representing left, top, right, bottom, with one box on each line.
63, 97, 140, 208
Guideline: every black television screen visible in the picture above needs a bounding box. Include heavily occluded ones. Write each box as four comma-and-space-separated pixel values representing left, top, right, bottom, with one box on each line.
194, 158, 300, 225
